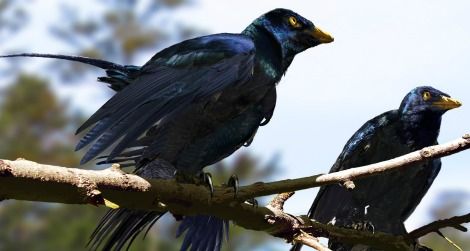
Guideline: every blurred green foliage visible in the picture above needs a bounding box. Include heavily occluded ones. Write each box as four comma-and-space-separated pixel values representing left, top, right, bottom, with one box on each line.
0, 74, 80, 166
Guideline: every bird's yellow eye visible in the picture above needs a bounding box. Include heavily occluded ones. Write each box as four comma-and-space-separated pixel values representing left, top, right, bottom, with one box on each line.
288, 16, 299, 28
422, 91, 431, 101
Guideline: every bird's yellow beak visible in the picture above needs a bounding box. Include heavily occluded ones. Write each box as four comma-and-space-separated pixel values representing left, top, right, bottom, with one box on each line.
433, 96, 462, 110
311, 26, 334, 44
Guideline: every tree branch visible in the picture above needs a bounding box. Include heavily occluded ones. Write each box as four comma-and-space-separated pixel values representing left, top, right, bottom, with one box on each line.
227, 134, 470, 202
408, 213, 470, 240
0, 134, 469, 250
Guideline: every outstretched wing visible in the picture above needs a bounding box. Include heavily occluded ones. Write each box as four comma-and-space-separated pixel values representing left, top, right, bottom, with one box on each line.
76, 33, 256, 164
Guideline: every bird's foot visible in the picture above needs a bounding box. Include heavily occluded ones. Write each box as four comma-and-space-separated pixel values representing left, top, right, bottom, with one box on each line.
227, 174, 239, 198
174, 171, 214, 197
351, 220, 375, 233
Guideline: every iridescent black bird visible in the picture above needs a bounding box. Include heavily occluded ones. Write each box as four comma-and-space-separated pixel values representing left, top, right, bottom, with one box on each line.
292, 86, 461, 251
2, 8, 333, 251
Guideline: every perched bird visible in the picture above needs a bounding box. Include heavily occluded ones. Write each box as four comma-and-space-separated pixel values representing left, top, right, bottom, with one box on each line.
3, 8, 333, 251
292, 86, 461, 251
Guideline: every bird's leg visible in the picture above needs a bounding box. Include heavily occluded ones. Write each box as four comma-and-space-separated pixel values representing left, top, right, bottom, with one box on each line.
227, 174, 239, 198
174, 170, 214, 197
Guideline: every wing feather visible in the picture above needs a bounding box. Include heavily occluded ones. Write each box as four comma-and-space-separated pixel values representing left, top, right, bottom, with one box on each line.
76, 34, 255, 164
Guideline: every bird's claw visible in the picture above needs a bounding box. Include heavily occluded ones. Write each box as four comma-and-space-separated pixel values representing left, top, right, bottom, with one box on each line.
227, 175, 256, 206
243, 136, 254, 147
227, 174, 239, 198
246, 198, 258, 208
351, 220, 375, 233
200, 172, 214, 197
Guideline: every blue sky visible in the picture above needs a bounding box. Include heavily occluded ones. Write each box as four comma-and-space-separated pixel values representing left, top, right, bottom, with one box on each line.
1, 0, 469, 249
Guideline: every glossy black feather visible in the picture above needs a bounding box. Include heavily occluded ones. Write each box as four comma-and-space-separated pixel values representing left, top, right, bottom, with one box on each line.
177, 215, 229, 251
88, 209, 165, 251
76, 35, 256, 163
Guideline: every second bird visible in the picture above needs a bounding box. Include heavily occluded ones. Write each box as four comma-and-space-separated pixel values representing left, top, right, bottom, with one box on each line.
292, 86, 461, 251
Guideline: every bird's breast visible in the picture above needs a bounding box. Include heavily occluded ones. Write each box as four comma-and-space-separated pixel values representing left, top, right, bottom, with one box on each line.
143, 82, 274, 171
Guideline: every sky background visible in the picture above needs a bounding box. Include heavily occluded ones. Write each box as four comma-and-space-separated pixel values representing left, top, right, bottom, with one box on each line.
1, 0, 469, 249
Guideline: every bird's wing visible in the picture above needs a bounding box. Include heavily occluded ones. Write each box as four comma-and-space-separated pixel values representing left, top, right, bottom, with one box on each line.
76, 34, 256, 164
308, 110, 399, 218
400, 157, 441, 220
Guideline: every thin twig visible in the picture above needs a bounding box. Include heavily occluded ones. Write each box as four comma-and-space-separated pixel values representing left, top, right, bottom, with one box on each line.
268, 192, 295, 211
294, 230, 331, 251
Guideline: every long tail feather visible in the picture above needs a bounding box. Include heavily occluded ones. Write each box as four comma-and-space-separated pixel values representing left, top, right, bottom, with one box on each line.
1, 53, 140, 93
88, 209, 166, 251
1, 53, 126, 71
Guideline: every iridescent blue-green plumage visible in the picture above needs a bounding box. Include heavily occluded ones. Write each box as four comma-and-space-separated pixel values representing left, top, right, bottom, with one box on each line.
292, 86, 461, 251
2, 8, 333, 251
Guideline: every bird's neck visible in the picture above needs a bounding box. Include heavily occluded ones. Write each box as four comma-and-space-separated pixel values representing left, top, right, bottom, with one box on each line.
242, 25, 292, 81
399, 111, 442, 149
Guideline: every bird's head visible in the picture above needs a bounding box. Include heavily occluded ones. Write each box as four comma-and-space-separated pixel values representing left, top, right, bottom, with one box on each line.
399, 86, 462, 116
247, 8, 334, 58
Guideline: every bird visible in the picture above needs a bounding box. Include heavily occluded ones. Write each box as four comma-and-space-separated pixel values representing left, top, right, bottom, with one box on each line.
291, 86, 461, 251
2, 8, 333, 251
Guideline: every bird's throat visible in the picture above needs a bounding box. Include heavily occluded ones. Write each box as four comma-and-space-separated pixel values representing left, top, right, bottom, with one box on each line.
400, 112, 442, 148
242, 25, 287, 80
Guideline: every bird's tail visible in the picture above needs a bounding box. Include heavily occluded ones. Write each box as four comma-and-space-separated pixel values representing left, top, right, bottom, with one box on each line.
88, 159, 229, 251
1, 53, 140, 91
88, 159, 173, 251
291, 243, 306, 251
88, 208, 166, 251
177, 215, 229, 251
